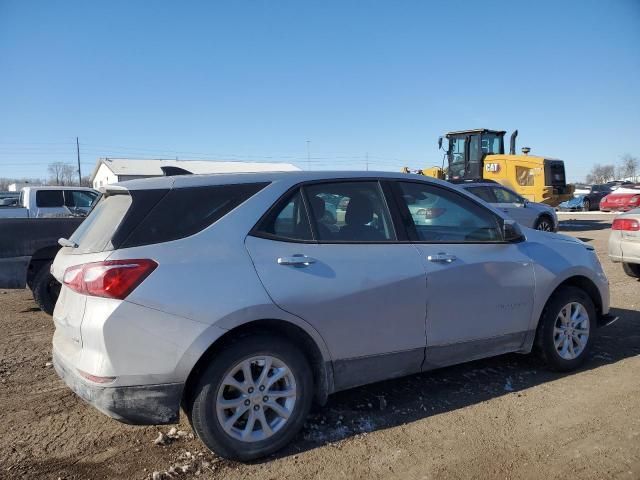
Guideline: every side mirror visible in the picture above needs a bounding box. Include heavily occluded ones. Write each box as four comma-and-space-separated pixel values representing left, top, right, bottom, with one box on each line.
503, 219, 525, 243
438, 137, 443, 150
522, 198, 529, 207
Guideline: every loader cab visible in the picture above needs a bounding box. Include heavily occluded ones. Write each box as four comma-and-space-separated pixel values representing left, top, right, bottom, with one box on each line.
444, 129, 506, 180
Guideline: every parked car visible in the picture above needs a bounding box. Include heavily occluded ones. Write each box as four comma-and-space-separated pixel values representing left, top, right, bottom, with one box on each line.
51, 171, 615, 461
457, 182, 558, 231
599, 187, 640, 212
0, 191, 20, 206
0, 217, 85, 314
558, 184, 613, 211
0, 186, 99, 218
608, 208, 640, 278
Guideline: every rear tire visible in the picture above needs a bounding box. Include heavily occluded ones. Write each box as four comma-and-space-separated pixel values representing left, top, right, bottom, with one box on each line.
32, 261, 60, 316
535, 286, 595, 372
622, 262, 640, 278
582, 198, 590, 211
188, 334, 313, 461
535, 215, 554, 232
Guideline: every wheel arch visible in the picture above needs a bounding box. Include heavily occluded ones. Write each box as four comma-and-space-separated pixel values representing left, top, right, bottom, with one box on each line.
181, 318, 334, 412
522, 274, 603, 353
26, 245, 60, 288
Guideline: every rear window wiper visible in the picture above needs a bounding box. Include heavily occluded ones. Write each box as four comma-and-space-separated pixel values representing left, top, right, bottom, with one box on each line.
58, 237, 78, 248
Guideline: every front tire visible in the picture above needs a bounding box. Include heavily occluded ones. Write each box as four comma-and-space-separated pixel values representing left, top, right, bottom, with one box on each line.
189, 334, 313, 461
32, 261, 60, 316
582, 198, 591, 211
536, 286, 595, 371
535, 215, 554, 232
622, 262, 640, 278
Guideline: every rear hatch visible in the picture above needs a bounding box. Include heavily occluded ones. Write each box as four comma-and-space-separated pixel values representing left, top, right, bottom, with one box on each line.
51, 179, 270, 347
51, 185, 170, 347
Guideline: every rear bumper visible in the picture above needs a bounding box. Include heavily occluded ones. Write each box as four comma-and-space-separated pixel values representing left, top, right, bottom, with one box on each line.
53, 351, 183, 425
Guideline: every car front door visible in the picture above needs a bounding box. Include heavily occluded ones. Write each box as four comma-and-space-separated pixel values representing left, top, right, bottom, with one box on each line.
492, 186, 539, 229
245, 180, 427, 391
392, 181, 536, 369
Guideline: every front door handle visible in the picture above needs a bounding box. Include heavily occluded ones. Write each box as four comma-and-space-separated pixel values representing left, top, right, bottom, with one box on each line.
277, 254, 317, 267
427, 253, 457, 263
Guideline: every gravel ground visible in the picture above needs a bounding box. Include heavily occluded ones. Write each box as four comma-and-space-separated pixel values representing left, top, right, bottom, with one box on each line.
1, 213, 639, 479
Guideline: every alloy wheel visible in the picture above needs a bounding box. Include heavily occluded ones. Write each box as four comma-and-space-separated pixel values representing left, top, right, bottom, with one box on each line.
553, 302, 590, 360
537, 218, 553, 231
216, 356, 297, 442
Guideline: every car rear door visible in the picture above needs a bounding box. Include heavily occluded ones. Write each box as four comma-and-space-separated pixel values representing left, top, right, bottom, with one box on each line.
245, 180, 427, 391
391, 180, 535, 368
34, 189, 66, 218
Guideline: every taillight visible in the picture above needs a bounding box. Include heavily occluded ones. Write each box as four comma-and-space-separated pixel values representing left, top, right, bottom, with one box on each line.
612, 218, 640, 231
63, 259, 158, 299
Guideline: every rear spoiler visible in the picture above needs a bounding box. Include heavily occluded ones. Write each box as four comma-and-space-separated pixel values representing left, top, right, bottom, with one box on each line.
161, 166, 193, 176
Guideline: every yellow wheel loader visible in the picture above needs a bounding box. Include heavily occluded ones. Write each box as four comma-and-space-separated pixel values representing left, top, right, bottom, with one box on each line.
406, 129, 574, 206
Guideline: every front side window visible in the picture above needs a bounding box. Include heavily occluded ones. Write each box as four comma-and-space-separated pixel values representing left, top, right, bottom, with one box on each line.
398, 182, 502, 242
465, 186, 496, 203
492, 187, 523, 204
65, 190, 98, 208
304, 181, 395, 242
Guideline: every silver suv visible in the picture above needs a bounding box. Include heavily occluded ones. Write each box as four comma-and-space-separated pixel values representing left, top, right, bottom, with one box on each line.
51, 171, 615, 461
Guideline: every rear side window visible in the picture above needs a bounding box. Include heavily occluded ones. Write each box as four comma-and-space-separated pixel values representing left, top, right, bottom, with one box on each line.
255, 189, 312, 241
65, 190, 98, 208
36, 190, 64, 207
397, 182, 502, 242
121, 183, 269, 248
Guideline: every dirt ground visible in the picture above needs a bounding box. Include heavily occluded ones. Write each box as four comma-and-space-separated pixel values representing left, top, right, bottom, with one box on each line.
1, 213, 639, 480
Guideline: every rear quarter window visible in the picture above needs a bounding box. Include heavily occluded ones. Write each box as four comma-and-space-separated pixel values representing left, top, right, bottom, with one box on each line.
121, 182, 269, 248
71, 183, 269, 253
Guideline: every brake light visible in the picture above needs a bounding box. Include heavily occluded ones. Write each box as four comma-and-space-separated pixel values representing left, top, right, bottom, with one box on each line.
612, 218, 640, 231
63, 259, 158, 299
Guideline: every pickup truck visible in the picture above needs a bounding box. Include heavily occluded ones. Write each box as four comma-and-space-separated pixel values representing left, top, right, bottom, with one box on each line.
0, 217, 85, 314
0, 186, 99, 218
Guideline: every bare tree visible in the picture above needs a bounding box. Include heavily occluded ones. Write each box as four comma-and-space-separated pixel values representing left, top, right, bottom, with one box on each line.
619, 154, 638, 181
47, 162, 76, 185
586, 164, 616, 184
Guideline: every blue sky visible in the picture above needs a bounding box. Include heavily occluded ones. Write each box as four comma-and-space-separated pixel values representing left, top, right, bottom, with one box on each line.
1, 0, 638, 182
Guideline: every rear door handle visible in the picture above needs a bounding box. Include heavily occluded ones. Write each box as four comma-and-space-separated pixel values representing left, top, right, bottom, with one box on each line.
427, 253, 457, 263
277, 254, 317, 267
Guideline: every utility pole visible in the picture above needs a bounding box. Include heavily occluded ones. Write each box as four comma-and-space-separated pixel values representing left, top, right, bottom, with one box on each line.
366, 152, 369, 171
76, 137, 82, 185
306, 140, 311, 170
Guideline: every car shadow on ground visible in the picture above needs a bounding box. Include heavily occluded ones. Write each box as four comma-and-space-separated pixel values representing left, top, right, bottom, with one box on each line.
558, 219, 612, 232
257, 306, 640, 463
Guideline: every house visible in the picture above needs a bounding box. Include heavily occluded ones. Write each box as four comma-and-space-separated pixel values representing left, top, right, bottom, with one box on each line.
90, 158, 301, 189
